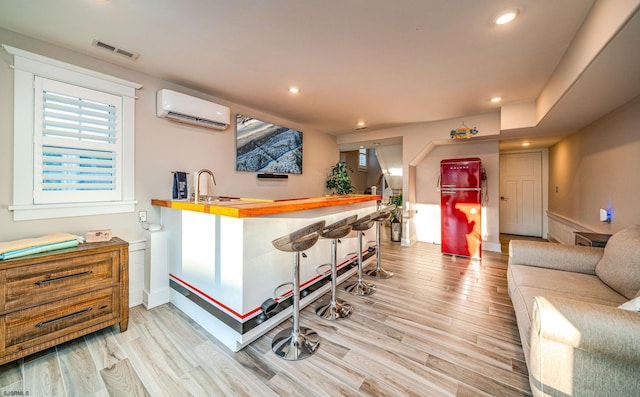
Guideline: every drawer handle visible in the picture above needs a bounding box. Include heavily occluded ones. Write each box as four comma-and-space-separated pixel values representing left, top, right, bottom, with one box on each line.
35, 307, 93, 328
35, 270, 93, 286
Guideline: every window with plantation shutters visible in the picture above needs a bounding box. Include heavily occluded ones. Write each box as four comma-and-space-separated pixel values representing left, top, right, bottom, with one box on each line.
5, 44, 141, 221
358, 147, 368, 171
34, 77, 122, 203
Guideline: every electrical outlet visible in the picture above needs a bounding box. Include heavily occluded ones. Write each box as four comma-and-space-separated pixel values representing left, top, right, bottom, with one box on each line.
138, 211, 147, 223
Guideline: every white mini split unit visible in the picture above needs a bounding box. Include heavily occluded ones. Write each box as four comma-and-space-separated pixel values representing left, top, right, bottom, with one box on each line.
156, 89, 231, 130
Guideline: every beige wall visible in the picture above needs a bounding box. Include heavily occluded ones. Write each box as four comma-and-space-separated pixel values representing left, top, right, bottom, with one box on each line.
0, 28, 339, 243
414, 141, 500, 251
367, 148, 383, 188
337, 112, 501, 249
341, 150, 369, 194
549, 95, 640, 234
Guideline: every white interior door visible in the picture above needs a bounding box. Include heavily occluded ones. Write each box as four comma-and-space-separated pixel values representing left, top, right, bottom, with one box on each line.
499, 152, 542, 236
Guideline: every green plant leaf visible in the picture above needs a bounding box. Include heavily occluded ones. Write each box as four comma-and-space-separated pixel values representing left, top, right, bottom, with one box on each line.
325, 161, 355, 194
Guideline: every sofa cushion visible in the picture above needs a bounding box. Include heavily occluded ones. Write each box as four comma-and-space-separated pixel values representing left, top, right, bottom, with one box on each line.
595, 225, 640, 299
509, 264, 628, 304
508, 264, 627, 368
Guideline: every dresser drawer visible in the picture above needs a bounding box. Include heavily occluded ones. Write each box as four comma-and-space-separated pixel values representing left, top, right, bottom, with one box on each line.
1, 287, 118, 356
1, 251, 119, 313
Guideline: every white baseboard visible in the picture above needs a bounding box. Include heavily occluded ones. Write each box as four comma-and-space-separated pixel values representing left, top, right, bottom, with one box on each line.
483, 241, 501, 253
143, 288, 171, 310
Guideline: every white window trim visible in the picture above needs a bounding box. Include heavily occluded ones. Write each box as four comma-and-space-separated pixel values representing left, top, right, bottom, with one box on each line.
3, 45, 142, 221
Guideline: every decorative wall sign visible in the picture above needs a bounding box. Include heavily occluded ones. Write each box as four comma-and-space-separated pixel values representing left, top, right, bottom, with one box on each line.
450, 123, 479, 139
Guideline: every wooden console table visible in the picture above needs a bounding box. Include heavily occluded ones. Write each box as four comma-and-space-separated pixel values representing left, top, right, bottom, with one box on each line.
0, 237, 128, 365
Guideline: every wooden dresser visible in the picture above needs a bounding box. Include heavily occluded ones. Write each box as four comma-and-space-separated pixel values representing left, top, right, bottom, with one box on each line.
0, 237, 128, 365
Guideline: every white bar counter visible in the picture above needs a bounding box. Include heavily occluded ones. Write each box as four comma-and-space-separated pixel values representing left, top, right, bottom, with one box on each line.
151, 195, 380, 351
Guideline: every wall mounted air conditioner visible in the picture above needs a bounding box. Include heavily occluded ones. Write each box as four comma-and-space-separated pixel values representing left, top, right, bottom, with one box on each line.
156, 89, 230, 130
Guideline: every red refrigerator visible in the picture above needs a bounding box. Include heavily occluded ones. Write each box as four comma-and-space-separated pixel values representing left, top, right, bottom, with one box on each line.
440, 158, 482, 259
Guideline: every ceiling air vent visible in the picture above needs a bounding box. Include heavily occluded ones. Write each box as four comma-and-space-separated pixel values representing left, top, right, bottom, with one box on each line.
91, 39, 139, 60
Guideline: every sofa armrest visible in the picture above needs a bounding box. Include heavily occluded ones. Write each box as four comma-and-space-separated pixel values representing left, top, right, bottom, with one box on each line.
529, 296, 640, 397
509, 240, 603, 274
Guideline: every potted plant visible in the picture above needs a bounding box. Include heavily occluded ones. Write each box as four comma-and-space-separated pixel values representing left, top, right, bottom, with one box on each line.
389, 193, 403, 215
389, 194, 403, 242
325, 161, 355, 194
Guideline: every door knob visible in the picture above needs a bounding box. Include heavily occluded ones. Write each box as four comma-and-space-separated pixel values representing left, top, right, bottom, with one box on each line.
500, 196, 508, 201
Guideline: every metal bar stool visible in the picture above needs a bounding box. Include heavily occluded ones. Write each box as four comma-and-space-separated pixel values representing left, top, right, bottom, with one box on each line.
315, 214, 358, 320
271, 220, 326, 360
344, 214, 376, 296
365, 208, 394, 279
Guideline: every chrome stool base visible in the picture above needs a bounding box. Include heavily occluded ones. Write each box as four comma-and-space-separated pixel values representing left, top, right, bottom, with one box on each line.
344, 280, 376, 296
316, 215, 358, 322
315, 300, 353, 320
366, 208, 394, 279
271, 220, 326, 361
365, 267, 394, 279
272, 327, 320, 361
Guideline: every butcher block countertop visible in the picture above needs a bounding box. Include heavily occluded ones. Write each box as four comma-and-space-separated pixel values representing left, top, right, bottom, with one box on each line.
151, 194, 381, 218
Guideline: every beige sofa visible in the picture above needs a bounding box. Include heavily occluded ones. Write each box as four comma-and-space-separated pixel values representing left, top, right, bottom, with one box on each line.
508, 225, 640, 397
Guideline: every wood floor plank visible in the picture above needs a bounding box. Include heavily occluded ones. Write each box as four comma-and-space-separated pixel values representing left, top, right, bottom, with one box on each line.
136, 319, 199, 377
84, 327, 128, 371
0, 380, 25, 397
0, 232, 535, 396
426, 354, 530, 397
23, 348, 66, 396
192, 340, 278, 397
119, 336, 186, 396
57, 338, 106, 396
184, 365, 228, 397
0, 359, 22, 388
100, 358, 150, 397
266, 370, 334, 397
343, 349, 455, 397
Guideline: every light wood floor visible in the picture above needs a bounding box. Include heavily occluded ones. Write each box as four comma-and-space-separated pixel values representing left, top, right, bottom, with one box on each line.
0, 233, 534, 396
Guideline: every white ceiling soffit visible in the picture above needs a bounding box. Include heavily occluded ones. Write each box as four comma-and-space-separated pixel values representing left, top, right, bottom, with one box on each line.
499, 1, 640, 150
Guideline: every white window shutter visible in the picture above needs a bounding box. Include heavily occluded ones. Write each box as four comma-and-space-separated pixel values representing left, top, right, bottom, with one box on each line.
33, 77, 122, 204
358, 147, 368, 170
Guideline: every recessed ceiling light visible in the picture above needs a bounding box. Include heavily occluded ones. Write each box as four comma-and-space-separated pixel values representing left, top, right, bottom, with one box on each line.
522, 141, 531, 147
355, 121, 367, 130
495, 9, 519, 25
288, 87, 300, 94
490, 97, 502, 103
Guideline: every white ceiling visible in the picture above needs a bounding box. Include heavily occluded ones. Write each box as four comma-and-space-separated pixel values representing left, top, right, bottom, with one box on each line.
0, 0, 638, 151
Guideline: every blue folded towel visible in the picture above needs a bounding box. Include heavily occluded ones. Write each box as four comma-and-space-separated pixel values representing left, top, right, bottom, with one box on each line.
173, 171, 188, 200
0, 239, 79, 260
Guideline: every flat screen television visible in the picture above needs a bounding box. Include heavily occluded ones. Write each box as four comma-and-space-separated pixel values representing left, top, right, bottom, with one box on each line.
235, 114, 303, 174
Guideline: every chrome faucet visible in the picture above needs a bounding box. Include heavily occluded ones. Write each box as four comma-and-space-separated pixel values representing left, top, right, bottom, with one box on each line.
194, 169, 216, 203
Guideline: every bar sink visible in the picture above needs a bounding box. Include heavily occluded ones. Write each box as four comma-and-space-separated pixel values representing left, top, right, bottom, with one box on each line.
189, 195, 237, 203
